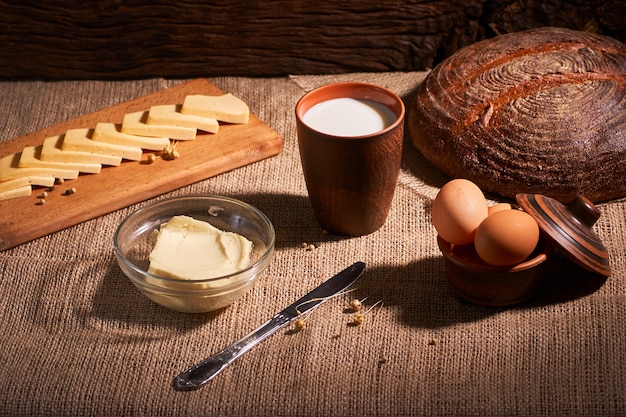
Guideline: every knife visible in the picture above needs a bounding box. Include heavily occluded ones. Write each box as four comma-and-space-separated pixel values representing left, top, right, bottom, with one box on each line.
173, 261, 366, 391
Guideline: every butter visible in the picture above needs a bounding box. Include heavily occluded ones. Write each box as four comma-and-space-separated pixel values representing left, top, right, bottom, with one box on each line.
121, 111, 197, 140
92, 122, 171, 151
147, 104, 219, 134
181, 93, 250, 124
148, 215, 253, 281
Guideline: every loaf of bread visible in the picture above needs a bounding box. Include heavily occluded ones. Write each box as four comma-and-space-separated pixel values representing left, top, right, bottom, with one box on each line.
408, 27, 626, 203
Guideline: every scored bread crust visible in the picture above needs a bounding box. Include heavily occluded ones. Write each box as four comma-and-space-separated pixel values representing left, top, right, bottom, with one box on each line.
409, 27, 626, 203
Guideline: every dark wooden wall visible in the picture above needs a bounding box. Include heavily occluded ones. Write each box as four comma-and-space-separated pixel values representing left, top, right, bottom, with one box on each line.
0, 0, 624, 80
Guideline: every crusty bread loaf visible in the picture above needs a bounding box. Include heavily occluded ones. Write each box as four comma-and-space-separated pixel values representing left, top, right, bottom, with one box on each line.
408, 27, 626, 203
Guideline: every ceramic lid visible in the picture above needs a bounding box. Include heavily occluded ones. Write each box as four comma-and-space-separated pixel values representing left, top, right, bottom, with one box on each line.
516, 194, 611, 277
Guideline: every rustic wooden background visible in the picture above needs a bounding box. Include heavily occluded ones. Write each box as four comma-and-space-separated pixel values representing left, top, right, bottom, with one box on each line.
0, 0, 624, 80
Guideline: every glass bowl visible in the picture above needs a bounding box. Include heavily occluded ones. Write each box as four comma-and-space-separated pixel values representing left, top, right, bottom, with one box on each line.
114, 195, 275, 313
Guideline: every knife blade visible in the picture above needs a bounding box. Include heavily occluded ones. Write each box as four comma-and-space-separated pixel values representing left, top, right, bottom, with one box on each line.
173, 261, 366, 391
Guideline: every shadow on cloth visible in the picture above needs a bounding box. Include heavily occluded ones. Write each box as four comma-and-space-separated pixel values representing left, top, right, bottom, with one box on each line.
230, 192, 608, 326
88, 192, 607, 336
228, 192, 359, 249
521, 251, 608, 307
87, 262, 224, 339
351, 260, 500, 328
353, 254, 608, 329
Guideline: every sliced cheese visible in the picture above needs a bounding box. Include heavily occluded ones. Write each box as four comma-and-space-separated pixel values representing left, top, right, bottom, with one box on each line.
41, 135, 123, 166
0, 176, 55, 192
0, 152, 79, 182
121, 111, 196, 140
0, 185, 31, 202
147, 104, 219, 134
20, 145, 101, 174
62, 128, 143, 161
92, 123, 170, 151
181, 93, 250, 124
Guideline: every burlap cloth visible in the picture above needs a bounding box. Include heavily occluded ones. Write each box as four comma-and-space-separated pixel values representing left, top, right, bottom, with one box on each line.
1, 73, 625, 417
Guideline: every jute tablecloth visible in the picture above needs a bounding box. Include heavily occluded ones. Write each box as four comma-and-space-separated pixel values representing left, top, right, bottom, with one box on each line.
1, 73, 624, 417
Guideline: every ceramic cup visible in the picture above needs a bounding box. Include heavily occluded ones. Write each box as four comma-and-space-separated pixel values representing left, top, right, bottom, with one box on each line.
296, 82, 405, 236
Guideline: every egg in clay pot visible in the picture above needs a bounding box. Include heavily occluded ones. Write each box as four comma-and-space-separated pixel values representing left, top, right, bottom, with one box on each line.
431, 178, 488, 245
432, 179, 611, 307
432, 178, 542, 267
432, 179, 547, 306
474, 209, 540, 267
432, 179, 611, 306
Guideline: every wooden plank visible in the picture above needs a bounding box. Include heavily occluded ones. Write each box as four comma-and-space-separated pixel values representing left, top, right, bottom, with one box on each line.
0, 1, 475, 79
0, 1, 623, 80
0, 79, 283, 251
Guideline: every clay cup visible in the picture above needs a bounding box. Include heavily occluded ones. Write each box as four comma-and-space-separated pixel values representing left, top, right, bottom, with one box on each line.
296, 82, 405, 236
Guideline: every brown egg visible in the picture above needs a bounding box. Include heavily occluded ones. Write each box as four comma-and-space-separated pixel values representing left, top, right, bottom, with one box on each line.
488, 203, 512, 215
474, 209, 540, 266
432, 179, 488, 245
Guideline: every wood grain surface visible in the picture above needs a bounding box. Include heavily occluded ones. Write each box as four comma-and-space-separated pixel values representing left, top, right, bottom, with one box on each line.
1, 0, 623, 79
0, 79, 283, 251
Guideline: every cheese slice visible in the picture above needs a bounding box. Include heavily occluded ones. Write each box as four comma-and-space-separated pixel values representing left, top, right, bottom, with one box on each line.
121, 111, 196, 140
181, 93, 250, 124
92, 123, 170, 151
0, 152, 79, 182
62, 128, 143, 161
0, 176, 56, 201
147, 104, 219, 134
0, 176, 55, 192
41, 135, 123, 166
0, 185, 31, 202
19, 145, 101, 174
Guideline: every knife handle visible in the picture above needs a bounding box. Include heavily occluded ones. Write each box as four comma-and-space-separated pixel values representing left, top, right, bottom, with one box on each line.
173, 312, 292, 391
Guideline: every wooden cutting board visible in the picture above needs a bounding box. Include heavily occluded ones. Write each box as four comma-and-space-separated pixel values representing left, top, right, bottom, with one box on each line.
0, 79, 283, 251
